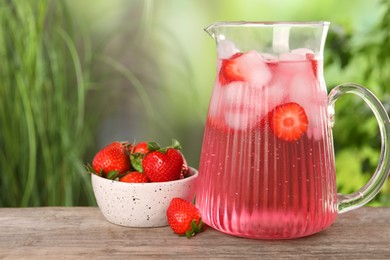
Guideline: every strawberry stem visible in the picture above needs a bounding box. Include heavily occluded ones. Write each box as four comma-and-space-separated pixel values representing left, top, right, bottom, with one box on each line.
147, 141, 161, 152
130, 153, 144, 172
171, 138, 182, 150
85, 163, 103, 177
106, 171, 120, 180
84, 163, 94, 175
185, 219, 203, 238
148, 139, 182, 154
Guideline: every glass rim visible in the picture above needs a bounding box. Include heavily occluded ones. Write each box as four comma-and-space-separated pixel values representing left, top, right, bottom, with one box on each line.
206, 21, 330, 29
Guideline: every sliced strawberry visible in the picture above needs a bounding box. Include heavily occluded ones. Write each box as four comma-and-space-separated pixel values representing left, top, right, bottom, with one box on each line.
305, 53, 315, 60
219, 52, 244, 85
119, 171, 149, 183
305, 53, 318, 77
269, 102, 308, 141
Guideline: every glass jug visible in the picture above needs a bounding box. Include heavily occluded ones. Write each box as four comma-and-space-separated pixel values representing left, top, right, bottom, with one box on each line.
196, 21, 390, 239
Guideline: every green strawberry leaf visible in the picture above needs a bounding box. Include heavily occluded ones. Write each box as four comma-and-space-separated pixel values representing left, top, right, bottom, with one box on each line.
171, 138, 182, 150
192, 195, 197, 206
184, 219, 203, 238
106, 171, 120, 180
147, 141, 160, 152
155, 139, 182, 154
130, 153, 144, 172
85, 163, 94, 175
114, 172, 128, 181
85, 163, 103, 176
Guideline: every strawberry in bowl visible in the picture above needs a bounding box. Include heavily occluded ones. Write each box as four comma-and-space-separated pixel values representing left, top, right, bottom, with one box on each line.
86, 139, 198, 228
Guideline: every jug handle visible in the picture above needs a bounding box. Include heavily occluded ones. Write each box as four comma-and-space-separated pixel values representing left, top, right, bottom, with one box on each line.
328, 83, 390, 214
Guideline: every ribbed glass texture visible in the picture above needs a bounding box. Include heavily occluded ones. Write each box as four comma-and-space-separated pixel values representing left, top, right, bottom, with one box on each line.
197, 56, 338, 239
197, 21, 390, 239
196, 23, 337, 239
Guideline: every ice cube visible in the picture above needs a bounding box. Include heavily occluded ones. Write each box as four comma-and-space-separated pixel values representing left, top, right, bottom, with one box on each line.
278, 49, 316, 74
288, 74, 315, 106
235, 50, 272, 88
305, 100, 328, 141
222, 81, 260, 130
217, 39, 240, 59
306, 90, 327, 141
291, 48, 315, 58
287, 74, 328, 141
279, 52, 306, 61
223, 81, 248, 107
224, 109, 258, 130
260, 53, 278, 61
278, 57, 313, 76
223, 81, 263, 113
306, 115, 324, 141
208, 82, 224, 118
221, 80, 288, 130
259, 83, 287, 116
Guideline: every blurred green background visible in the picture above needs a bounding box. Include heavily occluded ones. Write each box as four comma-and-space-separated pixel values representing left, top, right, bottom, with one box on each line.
1, 0, 389, 206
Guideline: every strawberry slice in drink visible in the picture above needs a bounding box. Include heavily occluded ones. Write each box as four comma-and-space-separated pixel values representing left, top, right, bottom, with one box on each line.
219, 52, 245, 85
219, 51, 272, 87
268, 102, 309, 141
217, 51, 275, 131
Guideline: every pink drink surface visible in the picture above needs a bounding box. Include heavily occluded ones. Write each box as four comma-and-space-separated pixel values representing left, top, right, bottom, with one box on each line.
197, 51, 338, 239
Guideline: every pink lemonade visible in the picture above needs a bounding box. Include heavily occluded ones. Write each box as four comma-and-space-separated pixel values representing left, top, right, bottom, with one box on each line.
197, 49, 338, 239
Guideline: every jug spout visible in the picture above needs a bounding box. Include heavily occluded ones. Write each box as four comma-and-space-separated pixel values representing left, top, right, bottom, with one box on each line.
204, 23, 219, 41
204, 22, 237, 41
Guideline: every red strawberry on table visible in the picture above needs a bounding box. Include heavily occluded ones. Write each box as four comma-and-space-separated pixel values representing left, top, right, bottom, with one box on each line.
269, 102, 309, 141
92, 141, 131, 177
142, 139, 185, 182
119, 171, 149, 183
166, 198, 203, 238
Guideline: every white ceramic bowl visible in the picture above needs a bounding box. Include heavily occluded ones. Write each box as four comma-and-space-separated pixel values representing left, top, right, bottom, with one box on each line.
91, 167, 198, 227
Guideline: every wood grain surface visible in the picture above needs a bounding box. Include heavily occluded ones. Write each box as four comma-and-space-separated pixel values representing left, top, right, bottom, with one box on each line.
0, 207, 389, 259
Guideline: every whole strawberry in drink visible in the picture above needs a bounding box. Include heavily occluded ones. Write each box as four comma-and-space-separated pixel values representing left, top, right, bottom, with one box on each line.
142, 139, 185, 182
92, 141, 131, 177
166, 198, 203, 238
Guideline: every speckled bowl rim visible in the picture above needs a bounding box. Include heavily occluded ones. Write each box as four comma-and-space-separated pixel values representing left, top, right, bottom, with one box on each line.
91, 167, 198, 186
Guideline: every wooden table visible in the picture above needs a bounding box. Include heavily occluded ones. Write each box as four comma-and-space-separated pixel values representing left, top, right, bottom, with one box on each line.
0, 207, 389, 259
